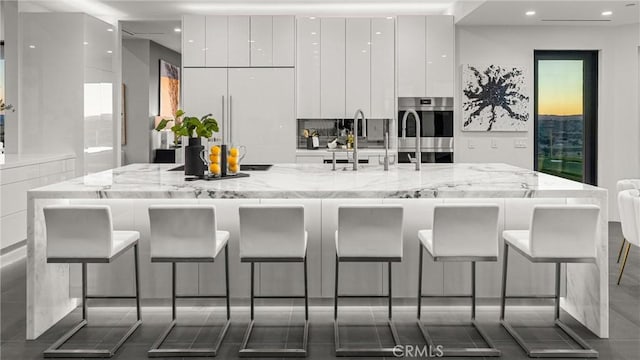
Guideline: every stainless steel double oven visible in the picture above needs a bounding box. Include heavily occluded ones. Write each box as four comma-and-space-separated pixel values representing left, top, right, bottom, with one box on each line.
397, 97, 454, 163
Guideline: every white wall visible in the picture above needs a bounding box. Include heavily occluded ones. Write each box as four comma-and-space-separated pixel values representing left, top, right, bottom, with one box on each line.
121, 39, 181, 164
455, 24, 640, 220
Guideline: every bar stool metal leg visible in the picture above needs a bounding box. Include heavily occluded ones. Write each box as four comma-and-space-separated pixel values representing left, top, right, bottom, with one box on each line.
416, 247, 500, 357
500, 243, 599, 358
44, 244, 143, 358
148, 243, 231, 357
617, 242, 631, 285
239, 257, 309, 357
334, 255, 401, 357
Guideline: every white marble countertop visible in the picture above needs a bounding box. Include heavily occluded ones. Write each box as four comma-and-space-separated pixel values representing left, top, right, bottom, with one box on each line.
29, 162, 605, 199
0, 153, 75, 170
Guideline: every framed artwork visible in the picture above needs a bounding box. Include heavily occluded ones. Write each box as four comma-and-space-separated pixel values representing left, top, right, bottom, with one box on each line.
462, 64, 529, 132
159, 59, 180, 118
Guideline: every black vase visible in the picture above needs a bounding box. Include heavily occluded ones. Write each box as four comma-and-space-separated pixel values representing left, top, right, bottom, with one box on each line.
184, 137, 205, 177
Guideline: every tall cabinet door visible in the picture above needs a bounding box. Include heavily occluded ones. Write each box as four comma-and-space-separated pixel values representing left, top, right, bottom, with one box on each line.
272, 16, 295, 66
425, 15, 454, 97
296, 17, 321, 118
320, 18, 346, 118
345, 18, 371, 117
182, 68, 228, 142
371, 17, 395, 119
228, 68, 295, 163
397, 16, 426, 97
205, 16, 228, 67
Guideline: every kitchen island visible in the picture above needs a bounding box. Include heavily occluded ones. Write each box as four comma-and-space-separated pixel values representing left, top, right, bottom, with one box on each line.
27, 163, 608, 339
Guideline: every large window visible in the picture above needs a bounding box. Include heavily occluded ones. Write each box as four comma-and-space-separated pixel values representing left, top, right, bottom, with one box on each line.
534, 51, 598, 185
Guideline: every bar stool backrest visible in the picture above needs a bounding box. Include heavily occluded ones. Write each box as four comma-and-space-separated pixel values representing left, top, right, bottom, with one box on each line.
529, 205, 600, 259
618, 189, 640, 247
617, 179, 640, 192
239, 205, 306, 259
337, 205, 403, 259
44, 205, 113, 259
149, 205, 219, 259
432, 204, 499, 258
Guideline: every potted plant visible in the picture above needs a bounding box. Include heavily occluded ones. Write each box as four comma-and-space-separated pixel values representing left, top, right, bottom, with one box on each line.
156, 110, 219, 176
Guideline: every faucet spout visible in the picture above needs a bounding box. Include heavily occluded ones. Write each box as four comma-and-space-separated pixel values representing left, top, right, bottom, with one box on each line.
352, 109, 365, 171
401, 109, 421, 171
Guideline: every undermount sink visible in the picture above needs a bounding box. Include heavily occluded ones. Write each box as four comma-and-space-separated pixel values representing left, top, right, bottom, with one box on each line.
168, 164, 273, 172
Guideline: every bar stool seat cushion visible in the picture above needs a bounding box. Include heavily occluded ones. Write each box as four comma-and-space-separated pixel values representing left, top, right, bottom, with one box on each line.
418, 230, 434, 255
502, 230, 531, 256
112, 231, 140, 257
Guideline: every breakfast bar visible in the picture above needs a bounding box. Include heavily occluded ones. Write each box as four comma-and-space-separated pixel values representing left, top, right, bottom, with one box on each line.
26, 163, 608, 340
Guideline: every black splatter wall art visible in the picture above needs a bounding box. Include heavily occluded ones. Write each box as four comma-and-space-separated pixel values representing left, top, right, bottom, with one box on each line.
462, 65, 529, 132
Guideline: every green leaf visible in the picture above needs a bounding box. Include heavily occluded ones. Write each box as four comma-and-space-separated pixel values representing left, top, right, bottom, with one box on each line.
155, 118, 170, 131
175, 109, 185, 118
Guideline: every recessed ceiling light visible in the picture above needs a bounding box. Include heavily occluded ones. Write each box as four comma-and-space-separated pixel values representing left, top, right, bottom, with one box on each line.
309, 17, 316, 20
107, 50, 113, 54
174, 28, 181, 33
83, 41, 89, 45
386, 16, 393, 20
441, 54, 447, 58
526, 10, 536, 16
602, 11, 613, 16
312, 42, 318, 45
311, 32, 317, 35
361, 49, 367, 53
375, 31, 382, 35
107, 28, 113, 32
188, 39, 194, 43
29, 45, 35, 49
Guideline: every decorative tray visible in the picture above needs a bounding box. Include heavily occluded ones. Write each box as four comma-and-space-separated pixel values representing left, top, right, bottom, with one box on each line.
185, 173, 250, 181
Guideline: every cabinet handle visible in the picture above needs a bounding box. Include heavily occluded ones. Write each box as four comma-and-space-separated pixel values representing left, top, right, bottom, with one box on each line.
229, 95, 233, 143
221, 95, 225, 143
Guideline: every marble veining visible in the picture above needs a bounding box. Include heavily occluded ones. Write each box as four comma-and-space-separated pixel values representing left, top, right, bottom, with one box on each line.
29, 163, 604, 199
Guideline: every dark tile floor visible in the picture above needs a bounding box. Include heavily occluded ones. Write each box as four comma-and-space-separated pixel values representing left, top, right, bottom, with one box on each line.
2, 223, 639, 359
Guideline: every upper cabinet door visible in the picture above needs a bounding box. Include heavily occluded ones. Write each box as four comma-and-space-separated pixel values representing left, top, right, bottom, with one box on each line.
370, 17, 395, 119
345, 18, 371, 117
296, 17, 321, 118
397, 16, 426, 97
182, 15, 206, 67
272, 16, 295, 66
228, 16, 250, 67
205, 16, 228, 67
426, 15, 454, 97
250, 16, 273, 67
320, 18, 346, 119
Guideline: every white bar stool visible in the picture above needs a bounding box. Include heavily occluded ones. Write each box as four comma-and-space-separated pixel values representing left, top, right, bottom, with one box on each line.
147, 205, 230, 357
238, 205, 309, 357
43, 205, 142, 358
501, 205, 600, 358
616, 180, 640, 266
617, 189, 640, 285
334, 205, 403, 357
417, 204, 501, 357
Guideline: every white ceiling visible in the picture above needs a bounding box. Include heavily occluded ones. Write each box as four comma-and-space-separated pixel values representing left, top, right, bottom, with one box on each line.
121, 20, 181, 53
457, 1, 640, 26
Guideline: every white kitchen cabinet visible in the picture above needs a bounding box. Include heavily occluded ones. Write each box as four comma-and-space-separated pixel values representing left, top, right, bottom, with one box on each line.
205, 16, 228, 67
182, 68, 228, 142
320, 18, 346, 118
228, 68, 296, 163
250, 16, 273, 66
426, 15, 454, 97
272, 16, 295, 66
398, 15, 454, 98
397, 16, 426, 97
370, 17, 395, 118
228, 16, 250, 66
296, 17, 321, 118
345, 18, 371, 117
182, 15, 206, 67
